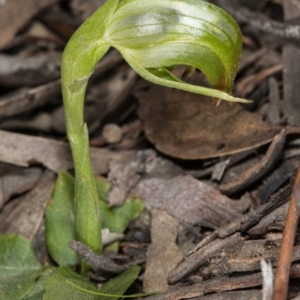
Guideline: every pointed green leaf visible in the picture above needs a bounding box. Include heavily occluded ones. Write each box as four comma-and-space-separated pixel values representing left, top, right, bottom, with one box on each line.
45, 172, 77, 266
66, 265, 155, 299
95, 176, 111, 201
24, 267, 55, 300
98, 265, 140, 299
99, 197, 144, 234
0, 235, 42, 300
44, 267, 99, 300
95, 177, 144, 234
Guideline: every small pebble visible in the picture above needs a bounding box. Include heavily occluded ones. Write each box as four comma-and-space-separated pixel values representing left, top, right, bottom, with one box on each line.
102, 123, 122, 144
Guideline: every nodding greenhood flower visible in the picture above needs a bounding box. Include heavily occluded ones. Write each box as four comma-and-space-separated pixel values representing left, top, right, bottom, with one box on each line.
105, 0, 247, 102
63, 0, 251, 104
61, 0, 250, 267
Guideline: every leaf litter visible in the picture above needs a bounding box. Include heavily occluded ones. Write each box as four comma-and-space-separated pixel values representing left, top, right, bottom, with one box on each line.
1, 0, 300, 299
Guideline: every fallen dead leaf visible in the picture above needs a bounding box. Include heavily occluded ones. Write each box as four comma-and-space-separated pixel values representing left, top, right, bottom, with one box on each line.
107, 150, 147, 206
219, 129, 286, 195
0, 163, 43, 209
143, 209, 183, 293
0, 130, 136, 174
0, 51, 61, 87
135, 77, 282, 159
0, 170, 55, 240
0, 0, 60, 49
131, 175, 242, 229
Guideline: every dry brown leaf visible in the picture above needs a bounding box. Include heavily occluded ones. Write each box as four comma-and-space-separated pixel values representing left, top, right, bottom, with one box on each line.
0, 170, 55, 240
135, 80, 282, 159
0, 163, 43, 209
0, 130, 136, 174
0, 52, 61, 87
0, 0, 60, 49
131, 175, 242, 229
143, 210, 183, 293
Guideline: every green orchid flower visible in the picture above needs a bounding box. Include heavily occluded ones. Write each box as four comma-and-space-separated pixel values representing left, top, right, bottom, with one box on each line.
61, 0, 249, 268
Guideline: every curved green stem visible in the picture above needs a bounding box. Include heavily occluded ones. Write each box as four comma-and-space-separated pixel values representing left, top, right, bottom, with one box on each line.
61, 0, 119, 270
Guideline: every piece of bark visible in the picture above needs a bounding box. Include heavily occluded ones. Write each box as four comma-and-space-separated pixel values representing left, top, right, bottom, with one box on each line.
239, 48, 267, 72
188, 150, 254, 179
283, 0, 300, 126
247, 202, 289, 236
148, 264, 300, 299
143, 210, 183, 293
199, 239, 281, 277
0, 130, 136, 174
107, 150, 148, 206
267, 77, 281, 125
193, 290, 262, 300
199, 241, 300, 280
131, 175, 242, 230
138, 286, 204, 300
0, 163, 43, 209
0, 0, 60, 49
0, 112, 54, 133
198, 264, 300, 295
219, 129, 286, 195
0, 80, 61, 120
218, 0, 300, 41
68, 241, 128, 274
0, 50, 122, 120
0, 170, 55, 240
168, 233, 241, 285
236, 64, 283, 98
107, 149, 184, 207
258, 161, 296, 204
211, 157, 230, 181
188, 184, 291, 256
144, 154, 184, 180
0, 52, 61, 87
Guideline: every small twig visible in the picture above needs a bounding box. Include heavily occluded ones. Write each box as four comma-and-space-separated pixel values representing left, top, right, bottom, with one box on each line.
187, 183, 291, 256
273, 164, 300, 300
68, 241, 128, 274
168, 233, 241, 284
218, 0, 300, 41
219, 129, 286, 195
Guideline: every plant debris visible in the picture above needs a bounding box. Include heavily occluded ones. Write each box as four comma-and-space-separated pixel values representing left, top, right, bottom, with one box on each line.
1, 0, 300, 298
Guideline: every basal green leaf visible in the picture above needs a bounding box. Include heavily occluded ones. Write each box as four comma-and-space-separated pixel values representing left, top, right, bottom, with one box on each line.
67, 265, 155, 299
44, 267, 99, 300
0, 235, 42, 300
24, 267, 54, 300
100, 197, 144, 234
98, 265, 140, 299
95, 176, 111, 201
95, 177, 144, 234
45, 172, 77, 266
0, 288, 13, 300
